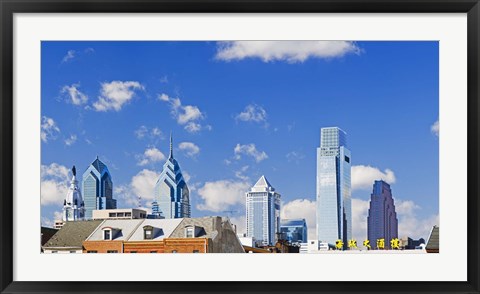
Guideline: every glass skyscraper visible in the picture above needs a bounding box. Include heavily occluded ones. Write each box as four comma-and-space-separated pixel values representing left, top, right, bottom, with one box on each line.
280, 218, 307, 244
153, 134, 190, 219
82, 156, 116, 219
367, 180, 398, 249
316, 127, 352, 248
246, 175, 281, 247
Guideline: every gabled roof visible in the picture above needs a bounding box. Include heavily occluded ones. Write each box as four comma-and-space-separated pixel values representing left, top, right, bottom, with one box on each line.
86, 219, 143, 241
426, 225, 439, 253
128, 219, 183, 241
43, 220, 103, 249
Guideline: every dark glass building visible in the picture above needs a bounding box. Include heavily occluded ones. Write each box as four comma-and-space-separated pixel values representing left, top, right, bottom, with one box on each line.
367, 180, 398, 249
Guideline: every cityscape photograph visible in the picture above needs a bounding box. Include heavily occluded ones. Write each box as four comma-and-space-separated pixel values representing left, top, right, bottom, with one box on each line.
40, 41, 439, 253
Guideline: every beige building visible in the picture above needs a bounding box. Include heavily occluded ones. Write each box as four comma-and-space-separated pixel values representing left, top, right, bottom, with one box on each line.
92, 208, 148, 220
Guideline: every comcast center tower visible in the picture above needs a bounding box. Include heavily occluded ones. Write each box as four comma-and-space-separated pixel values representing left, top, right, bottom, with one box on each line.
316, 127, 352, 248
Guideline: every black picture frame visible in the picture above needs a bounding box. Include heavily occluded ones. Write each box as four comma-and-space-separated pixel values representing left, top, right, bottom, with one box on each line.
1, 1, 479, 293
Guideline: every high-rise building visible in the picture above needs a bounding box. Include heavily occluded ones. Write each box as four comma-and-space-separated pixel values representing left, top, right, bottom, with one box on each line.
316, 127, 352, 248
63, 165, 85, 221
246, 175, 281, 246
280, 219, 307, 244
367, 180, 398, 249
153, 134, 190, 218
82, 156, 116, 219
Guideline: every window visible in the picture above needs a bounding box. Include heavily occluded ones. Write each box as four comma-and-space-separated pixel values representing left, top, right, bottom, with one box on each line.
143, 226, 154, 240
107, 250, 118, 253
150, 251, 157, 253
117, 213, 124, 217
51, 251, 58, 254
130, 251, 137, 253
344, 156, 350, 163
109, 213, 116, 217
125, 212, 132, 217
193, 250, 200, 253
185, 226, 194, 238
69, 251, 76, 253
104, 230, 111, 240
87, 251, 97, 253
172, 250, 177, 253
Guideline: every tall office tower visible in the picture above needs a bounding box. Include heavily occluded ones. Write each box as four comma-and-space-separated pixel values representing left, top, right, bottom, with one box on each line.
62, 165, 85, 221
153, 133, 190, 218
82, 156, 116, 219
280, 219, 308, 244
316, 127, 352, 248
246, 175, 281, 247
367, 180, 398, 249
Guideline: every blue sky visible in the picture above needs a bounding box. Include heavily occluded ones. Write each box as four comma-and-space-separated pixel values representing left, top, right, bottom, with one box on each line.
41, 41, 439, 241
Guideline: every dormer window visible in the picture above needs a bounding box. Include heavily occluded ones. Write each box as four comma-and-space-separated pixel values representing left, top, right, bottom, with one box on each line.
144, 225, 154, 240
185, 226, 194, 238
104, 229, 111, 240
102, 227, 117, 241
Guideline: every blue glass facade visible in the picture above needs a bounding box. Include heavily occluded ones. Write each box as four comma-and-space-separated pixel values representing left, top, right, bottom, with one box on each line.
367, 180, 398, 249
153, 135, 190, 218
280, 219, 307, 244
82, 157, 116, 219
316, 127, 352, 248
246, 176, 281, 246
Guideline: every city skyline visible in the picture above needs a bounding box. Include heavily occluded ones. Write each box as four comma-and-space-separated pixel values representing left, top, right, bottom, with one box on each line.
41, 41, 439, 242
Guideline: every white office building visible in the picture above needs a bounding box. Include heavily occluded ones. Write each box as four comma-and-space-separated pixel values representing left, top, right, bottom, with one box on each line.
246, 175, 281, 246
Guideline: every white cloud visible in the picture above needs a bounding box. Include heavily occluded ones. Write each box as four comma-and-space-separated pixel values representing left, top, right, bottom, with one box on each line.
197, 180, 251, 212
41, 116, 61, 143
286, 151, 305, 163
431, 120, 439, 137
157, 93, 209, 133
281, 199, 317, 240
216, 41, 361, 63
137, 147, 166, 166
41, 211, 64, 228
234, 143, 268, 162
61, 83, 88, 105
178, 142, 200, 158
134, 125, 162, 139
235, 165, 250, 181
395, 199, 438, 240
41, 163, 70, 205
64, 134, 77, 146
351, 165, 396, 191
62, 50, 75, 63
235, 104, 268, 126
351, 198, 370, 241
115, 169, 161, 208
93, 81, 144, 112
229, 215, 246, 236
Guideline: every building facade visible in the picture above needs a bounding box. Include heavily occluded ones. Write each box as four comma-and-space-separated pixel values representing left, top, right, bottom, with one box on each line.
280, 218, 307, 244
82, 157, 117, 219
367, 180, 398, 249
92, 208, 148, 220
153, 134, 190, 219
63, 166, 85, 222
316, 127, 352, 248
246, 175, 281, 246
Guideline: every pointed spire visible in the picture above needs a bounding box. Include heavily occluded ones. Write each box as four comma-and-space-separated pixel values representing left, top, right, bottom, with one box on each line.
169, 131, 173, 159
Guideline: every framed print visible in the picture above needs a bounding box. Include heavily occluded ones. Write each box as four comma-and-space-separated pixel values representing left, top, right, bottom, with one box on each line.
1, 0, 479, 293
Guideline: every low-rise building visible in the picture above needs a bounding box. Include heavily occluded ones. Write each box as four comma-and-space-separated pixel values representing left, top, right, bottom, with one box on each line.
92, 208, 148, 220
81, 216, 245, 253
42, 220, 103, 253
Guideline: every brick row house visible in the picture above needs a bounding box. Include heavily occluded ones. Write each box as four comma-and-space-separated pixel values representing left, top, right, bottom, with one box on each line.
43, 217, 245, 253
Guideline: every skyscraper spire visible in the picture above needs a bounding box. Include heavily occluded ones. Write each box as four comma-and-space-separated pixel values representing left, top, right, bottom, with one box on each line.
169, 131, 173, 159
